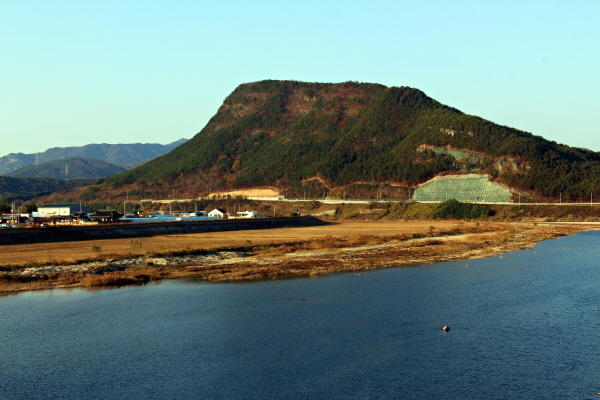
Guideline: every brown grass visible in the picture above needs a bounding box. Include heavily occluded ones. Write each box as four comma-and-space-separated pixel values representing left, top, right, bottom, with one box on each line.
78, 265, 162, 287
0, 265, 168, 293
459, 234, 507, 244
255, 234, 409, 257
0, 220, 463, 268
0, 220, 592, 294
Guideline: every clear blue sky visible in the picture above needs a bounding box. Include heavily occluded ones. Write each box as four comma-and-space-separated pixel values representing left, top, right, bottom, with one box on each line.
2, 1, 599, 156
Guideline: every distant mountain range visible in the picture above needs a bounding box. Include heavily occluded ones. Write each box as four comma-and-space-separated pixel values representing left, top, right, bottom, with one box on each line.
0, 139, 188, 175
6, 157, 127, 180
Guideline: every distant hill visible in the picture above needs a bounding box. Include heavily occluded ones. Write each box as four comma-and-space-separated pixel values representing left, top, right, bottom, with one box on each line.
0, 176, 91, 202
0, 139, 188, 175
6, 157, 127, 180
106, 80, 600, 201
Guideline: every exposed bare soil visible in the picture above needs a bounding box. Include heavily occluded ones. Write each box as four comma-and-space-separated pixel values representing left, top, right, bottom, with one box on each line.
0, 220, 591, 295
207, 188, 280, 198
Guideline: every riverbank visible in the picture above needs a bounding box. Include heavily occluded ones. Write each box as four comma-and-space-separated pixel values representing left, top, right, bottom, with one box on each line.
0, 221, 593, 295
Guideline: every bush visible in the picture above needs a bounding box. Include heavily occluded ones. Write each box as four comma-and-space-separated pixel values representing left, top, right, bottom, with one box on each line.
432, 199, 490, 219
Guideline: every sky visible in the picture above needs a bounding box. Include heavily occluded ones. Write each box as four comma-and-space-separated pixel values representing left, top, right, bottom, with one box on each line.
2, 1, 599, 156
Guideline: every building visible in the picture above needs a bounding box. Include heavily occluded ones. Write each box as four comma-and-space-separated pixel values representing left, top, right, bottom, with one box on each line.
26, 217, 46, 227
91, 210, 123, 222
38, 203, 88, 218
73, 212, 90, 221
0, 214, 23, 224
207, 208, 227, 218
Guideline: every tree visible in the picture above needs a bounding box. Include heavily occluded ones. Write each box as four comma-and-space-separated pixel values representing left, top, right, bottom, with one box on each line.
0, 203, 10, 214
23, 203, 38, 213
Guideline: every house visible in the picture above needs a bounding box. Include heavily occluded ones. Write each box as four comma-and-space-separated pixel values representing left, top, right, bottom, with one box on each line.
91, 210, 123, 222
73, 212, 90, 221
27, 217, 47, 227
208, 208, 227, 218
38, 203, 88, 218
46, 215, 70, 225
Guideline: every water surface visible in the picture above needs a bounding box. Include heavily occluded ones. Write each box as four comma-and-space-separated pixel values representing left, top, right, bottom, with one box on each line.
2, 231, 600, 399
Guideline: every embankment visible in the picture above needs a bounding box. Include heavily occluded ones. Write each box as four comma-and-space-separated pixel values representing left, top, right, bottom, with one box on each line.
0, 216, 329, 246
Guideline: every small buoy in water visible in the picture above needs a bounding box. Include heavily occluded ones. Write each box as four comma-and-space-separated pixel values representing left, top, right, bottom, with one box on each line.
442, 326, 450, 332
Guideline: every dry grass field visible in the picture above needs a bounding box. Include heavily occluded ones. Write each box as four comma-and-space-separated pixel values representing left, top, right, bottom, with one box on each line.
0, 220, 461, 267
0, 220, 590, 295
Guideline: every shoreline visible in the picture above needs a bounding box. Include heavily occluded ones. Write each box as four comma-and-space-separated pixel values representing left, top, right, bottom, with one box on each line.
0, 221, 594, 295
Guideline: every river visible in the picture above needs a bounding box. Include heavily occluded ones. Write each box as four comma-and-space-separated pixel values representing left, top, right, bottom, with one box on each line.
2, 231, 600, 399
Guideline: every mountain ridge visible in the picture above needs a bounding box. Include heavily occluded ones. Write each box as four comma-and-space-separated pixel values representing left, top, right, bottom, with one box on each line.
0, 139, 188, 175
6, 157, 127, 180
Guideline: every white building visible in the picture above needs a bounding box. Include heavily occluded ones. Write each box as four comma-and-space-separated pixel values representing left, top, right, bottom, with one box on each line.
207, 208, 227, 218
37, 203, 88, 218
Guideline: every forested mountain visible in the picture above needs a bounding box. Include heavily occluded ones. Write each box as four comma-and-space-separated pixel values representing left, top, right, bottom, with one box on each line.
0, 139, 188, 175
6, 157, 126, 180
102, 80, 600, 200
